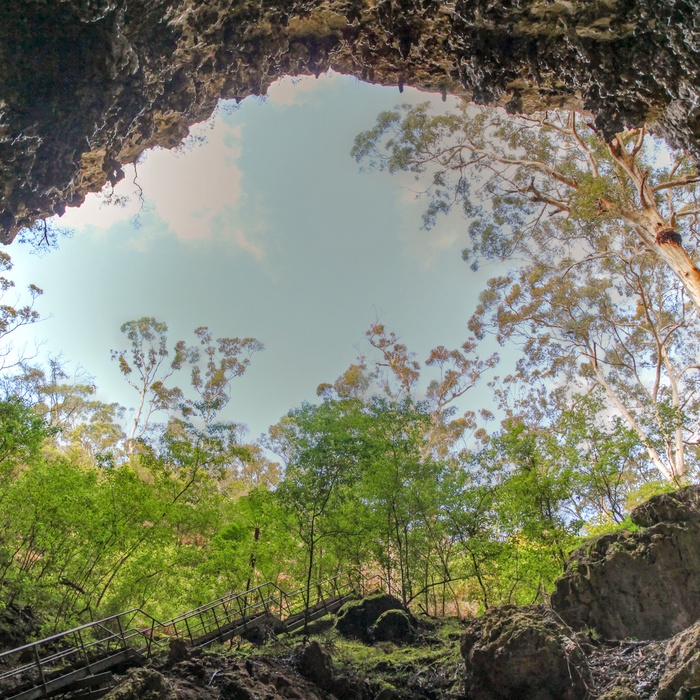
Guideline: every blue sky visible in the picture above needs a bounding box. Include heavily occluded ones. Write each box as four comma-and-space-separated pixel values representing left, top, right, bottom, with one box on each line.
7, 73, 506, 441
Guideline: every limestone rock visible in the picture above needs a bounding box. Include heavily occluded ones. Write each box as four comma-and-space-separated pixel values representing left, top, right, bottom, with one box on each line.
631, 487, 700, 528
2, 0, 700, 243
103, 668, 171, 700
658, 620, 700, 700
552, 485, 700, 640
460, 605, 588, 700
296, 640, 334, 691
335, 593, 406, 642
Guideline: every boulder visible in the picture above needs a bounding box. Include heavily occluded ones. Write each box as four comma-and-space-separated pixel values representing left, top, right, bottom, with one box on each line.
658, 619, 700, 699
335, 593, 406, 642
103, 668, 171, 700
552, 485, 700, 640
296, 640, 334, 691
461, 605, 588, 700
371, 609, 414, 644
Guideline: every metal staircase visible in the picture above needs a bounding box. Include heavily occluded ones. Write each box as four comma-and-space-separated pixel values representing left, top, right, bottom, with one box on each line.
0, 572, 376, 700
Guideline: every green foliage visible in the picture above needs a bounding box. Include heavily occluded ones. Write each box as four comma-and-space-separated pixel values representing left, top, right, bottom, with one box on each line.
0, 396, 52, 468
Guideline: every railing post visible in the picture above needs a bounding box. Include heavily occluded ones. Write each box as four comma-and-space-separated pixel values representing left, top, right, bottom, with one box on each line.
183, 618, 194, 644
77, 630, 92, 673
116, 615, 127, 650
33, 645, 47, 695
148, 619, 156, 657
235, 596, 247, 629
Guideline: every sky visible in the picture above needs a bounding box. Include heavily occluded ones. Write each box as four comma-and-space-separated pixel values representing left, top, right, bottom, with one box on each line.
6, 72, 506, 442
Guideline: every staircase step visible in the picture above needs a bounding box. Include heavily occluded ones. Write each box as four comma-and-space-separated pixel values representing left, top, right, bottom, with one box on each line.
193, 611, 282, 648
284, 593, 356, 633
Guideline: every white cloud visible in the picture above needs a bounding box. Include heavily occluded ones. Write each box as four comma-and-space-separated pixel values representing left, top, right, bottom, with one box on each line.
61, 116, 269, 260
133, 120, 245, 244
393, 180, 463, 268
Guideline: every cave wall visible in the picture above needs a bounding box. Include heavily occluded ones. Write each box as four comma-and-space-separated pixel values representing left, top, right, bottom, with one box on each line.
1, 0, 699, 243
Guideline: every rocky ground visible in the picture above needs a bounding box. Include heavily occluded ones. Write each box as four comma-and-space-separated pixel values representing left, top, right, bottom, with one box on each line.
99, 608, 467, 700
94, 611, 695, 700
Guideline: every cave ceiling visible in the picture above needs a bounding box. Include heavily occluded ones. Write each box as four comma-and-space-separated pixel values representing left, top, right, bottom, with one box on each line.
0, 0, 699, 243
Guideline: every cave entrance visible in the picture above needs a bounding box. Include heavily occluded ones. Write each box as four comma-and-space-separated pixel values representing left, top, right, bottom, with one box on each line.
8, 73, 491, 440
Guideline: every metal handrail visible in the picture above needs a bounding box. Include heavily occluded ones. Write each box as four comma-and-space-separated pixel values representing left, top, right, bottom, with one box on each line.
0, 571, 365, 700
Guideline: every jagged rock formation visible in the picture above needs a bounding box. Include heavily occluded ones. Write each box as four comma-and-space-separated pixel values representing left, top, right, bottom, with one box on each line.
457, 486, 700, 698
2, 0, 700, 243
551, 485, 700, 641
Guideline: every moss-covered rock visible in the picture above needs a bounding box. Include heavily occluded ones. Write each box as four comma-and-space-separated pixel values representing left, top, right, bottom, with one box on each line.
552, 485, 700, 640
103, 668, 171, 700
461, 605, 587, 700
371, 609, 415, 644
335, 593, 406, 642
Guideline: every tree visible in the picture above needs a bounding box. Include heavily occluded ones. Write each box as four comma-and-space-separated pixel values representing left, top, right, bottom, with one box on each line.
4, 358, 127, 461
470, 224, 700, 482
183, 327, 263, 429
0, 251, 42, 372
459, 419, 584, 607
111, 318, 187, 451
355, 105, 700, 482
355, 397, 449, 606
353, 105, 700, 314
0, 396, 51, 472
319, 321, 497, 459
270, 399, 369, 630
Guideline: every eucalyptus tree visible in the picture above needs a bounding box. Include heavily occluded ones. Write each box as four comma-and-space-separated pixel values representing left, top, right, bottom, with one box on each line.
319, 321, 497, 459
0, 251, 42, 372
113, 320, 263, 466
354, 105, 700, 481
470, 238, 700, 482
111, 317, 187, 451
182, 327, 263, 430
353, 105, 700, 312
